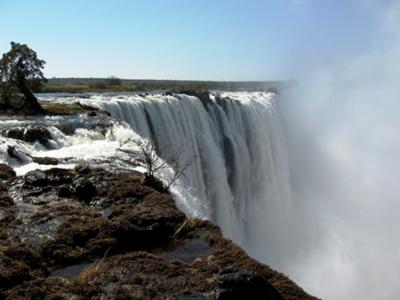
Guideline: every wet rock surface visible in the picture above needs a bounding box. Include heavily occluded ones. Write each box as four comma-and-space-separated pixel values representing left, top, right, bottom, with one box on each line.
0, 163, 16, 180
32, 156, 59, 165
0, 166, 318, 300
2, 126, 51, 147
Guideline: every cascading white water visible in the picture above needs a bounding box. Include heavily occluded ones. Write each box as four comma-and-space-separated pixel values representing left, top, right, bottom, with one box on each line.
0, 115, 147, 175
88, 91, 296, 265
0, 91, 300, 270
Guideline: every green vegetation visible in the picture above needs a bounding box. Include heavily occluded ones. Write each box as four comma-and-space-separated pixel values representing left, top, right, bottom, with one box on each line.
41, 78, 286, 94
42, 83, 140, 93
0, 42, 46, 113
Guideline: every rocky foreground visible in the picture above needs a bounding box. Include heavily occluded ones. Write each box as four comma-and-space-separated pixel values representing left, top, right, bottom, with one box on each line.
0, 162, 318, 299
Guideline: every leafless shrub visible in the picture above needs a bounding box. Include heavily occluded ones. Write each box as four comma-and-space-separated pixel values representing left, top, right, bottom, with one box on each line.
117, 138, 192, 190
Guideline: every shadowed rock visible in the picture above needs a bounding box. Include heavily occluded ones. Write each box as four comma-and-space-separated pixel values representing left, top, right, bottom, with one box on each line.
32, 156, 59, 165
0, 164, 16, 180
216, 267, 284, 300
2, 126, 52, 148
23, 126, 51, 146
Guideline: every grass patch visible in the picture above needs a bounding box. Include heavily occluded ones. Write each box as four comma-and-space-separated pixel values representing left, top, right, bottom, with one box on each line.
42, 83, 142, 93
75, 260, 106, 283
173, 218, 200, 238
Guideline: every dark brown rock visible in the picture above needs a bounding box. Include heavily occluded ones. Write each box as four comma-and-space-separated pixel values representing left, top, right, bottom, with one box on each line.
0, 181, 13, 207
32, 156, 59, 165
23, 126, 51, 146
0, 167, 318, 300
0, 163, 16, 180
216, 267, 283, 300
0, 253, 32, 290
1, 126, 52, 147
71, 178, 97, 203
87, 111, 97, 117
6, 146, 25, 163
4, 128, 24, 140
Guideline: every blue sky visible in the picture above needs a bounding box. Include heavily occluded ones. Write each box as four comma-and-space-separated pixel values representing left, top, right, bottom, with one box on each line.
0, 0, 381, 80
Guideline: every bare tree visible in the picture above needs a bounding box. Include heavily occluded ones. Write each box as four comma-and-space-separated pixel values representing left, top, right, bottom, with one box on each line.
117, 138, 192, 191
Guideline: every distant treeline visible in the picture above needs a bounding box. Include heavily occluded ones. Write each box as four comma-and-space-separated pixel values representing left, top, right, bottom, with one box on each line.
40, 77, 291, 93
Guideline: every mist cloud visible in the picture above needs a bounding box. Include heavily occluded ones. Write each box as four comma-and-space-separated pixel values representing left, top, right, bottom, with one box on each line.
281, 1, 400, 299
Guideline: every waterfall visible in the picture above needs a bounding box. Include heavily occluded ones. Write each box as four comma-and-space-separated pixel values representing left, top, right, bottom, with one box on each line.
92, 91, 295, 264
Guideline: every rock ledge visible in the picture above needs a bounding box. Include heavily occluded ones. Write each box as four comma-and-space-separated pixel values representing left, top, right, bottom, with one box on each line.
0, 166, 318, 299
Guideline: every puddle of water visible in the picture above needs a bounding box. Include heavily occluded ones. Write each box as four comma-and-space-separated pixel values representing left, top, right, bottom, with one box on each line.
174, 292, 205, 300
50, 261, 93, 278
162, 238, 213, 264
39, 220, 58, 231
103, 207, 111, 221
17, 202, 35, 214
15, 202, 37, 224
32, 197, 50, 205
